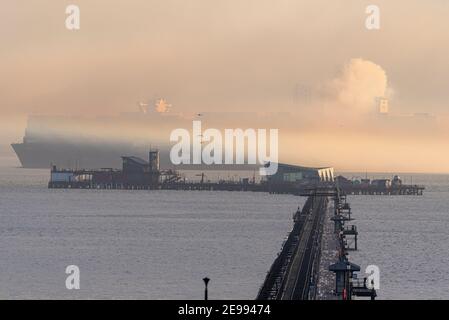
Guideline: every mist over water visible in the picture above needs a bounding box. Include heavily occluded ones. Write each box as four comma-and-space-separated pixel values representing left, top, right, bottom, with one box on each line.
2, 1, 449, 173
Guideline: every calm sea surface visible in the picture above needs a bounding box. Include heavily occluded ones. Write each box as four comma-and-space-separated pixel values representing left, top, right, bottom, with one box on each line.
347, 172, 449, 300
0, 157, 448, 299
0, 162, 302, 299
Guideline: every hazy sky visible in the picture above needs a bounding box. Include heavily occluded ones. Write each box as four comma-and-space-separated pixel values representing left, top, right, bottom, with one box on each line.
1, 1, 449, 172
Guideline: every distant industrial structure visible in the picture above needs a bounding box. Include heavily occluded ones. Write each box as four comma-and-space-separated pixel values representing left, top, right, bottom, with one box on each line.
48, 152, 423, 196
336, 174, 424, 195
267, 163, 334, 184
48, 158, 337, 192
49, 150, 163, 189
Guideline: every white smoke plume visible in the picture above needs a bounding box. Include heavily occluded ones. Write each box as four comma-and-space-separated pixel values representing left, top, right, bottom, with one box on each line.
328, 58, 390, 114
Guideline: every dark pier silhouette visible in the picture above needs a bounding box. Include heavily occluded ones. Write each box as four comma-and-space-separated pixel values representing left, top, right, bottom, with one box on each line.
256, 193, 327, 300
257, 187, 377, 300
48, 150, 425, 196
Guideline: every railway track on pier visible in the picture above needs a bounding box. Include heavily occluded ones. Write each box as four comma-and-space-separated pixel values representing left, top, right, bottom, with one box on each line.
281, 196, 326, 300
256, 194, 328, 300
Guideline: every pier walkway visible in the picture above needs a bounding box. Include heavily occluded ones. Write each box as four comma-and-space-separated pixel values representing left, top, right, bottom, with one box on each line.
256, 194, 327, 300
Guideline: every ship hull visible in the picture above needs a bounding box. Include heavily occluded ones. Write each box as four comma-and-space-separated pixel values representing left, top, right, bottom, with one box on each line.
11, 142, 154, 169
10, 142, 258, 171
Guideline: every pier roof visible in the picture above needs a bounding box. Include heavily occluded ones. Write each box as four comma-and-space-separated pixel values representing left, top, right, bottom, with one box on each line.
329, 260, 361, 272
265, 162, 333, 171
121, 156, 149, 165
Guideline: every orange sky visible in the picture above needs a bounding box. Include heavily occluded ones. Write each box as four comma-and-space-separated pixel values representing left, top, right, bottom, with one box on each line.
1, 1, 449, 172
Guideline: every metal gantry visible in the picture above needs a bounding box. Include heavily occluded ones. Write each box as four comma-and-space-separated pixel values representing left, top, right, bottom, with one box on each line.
328, 187, 376, 300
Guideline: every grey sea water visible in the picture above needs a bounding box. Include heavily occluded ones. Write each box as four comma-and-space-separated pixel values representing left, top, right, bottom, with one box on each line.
0, 162, 302, 299
0, 157, 448, 299
347, 173, 449, 300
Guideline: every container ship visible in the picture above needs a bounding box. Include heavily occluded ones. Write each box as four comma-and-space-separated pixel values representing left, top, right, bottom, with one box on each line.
11, 139, 158, 169
11, 100, 289, 169
11, 100, 182, 169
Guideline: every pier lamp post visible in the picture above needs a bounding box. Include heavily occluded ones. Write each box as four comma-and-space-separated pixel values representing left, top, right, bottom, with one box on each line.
203, 277, 210, 300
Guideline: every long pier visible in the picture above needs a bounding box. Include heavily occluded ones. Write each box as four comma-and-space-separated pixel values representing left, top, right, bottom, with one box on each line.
48, 170, 424, 196
257, 187, 377, 300
47, 153, 424, 196
45, 154, 411, 299
256, 195, 327, 300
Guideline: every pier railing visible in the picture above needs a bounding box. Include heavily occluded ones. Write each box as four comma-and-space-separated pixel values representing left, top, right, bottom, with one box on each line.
256, 197, 315, 300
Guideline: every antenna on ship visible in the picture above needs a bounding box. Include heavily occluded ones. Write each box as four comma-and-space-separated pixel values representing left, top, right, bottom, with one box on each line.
138, 101, 149, 114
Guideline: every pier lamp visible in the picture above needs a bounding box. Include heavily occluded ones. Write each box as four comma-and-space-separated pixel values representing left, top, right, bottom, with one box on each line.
203, 277, 210, 300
